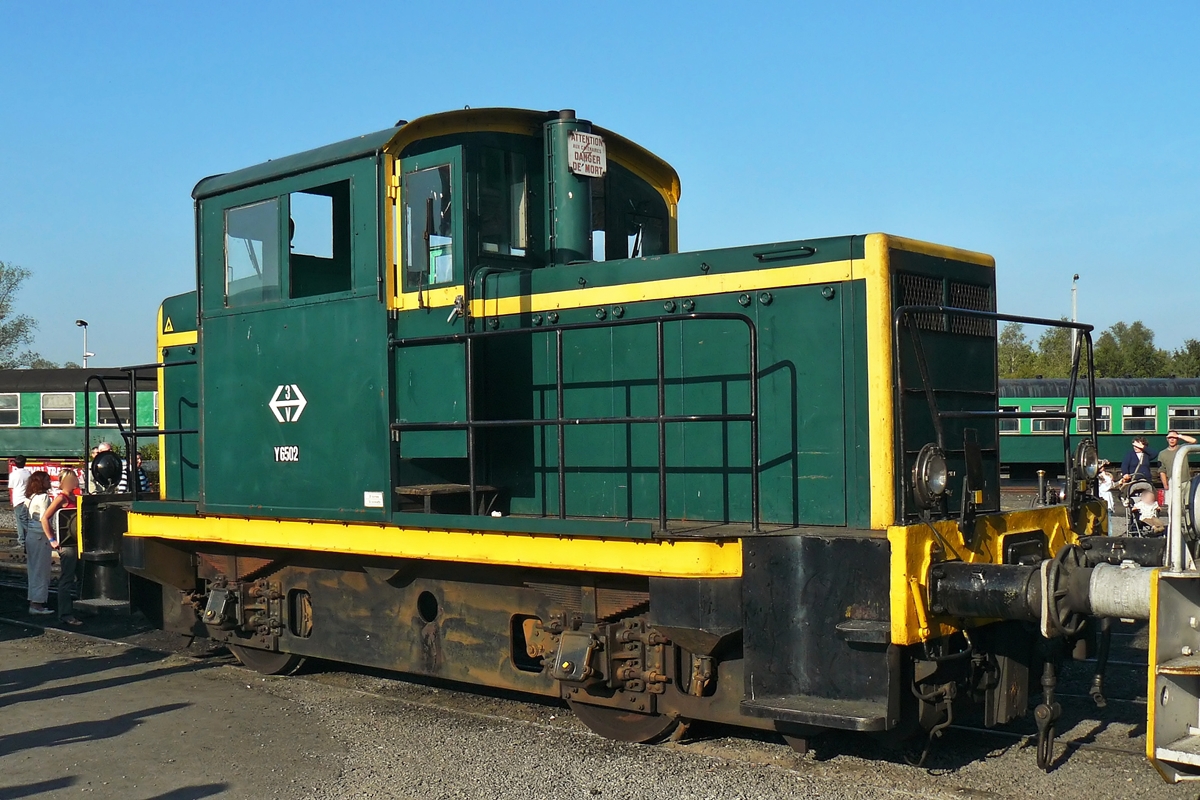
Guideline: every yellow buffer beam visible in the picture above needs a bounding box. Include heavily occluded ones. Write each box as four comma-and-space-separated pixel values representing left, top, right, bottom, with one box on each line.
888, 502, 1106, 645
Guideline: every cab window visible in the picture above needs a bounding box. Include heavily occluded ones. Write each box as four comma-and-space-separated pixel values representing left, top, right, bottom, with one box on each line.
590, 162, 669, 262
225, 198, 281, 307
403, 165, 454, 288
289, 180, 352, 298
478, 149, 527, 257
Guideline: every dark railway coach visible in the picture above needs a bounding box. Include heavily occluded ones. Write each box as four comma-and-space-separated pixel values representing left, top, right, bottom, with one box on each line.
112, 109, 1200, 781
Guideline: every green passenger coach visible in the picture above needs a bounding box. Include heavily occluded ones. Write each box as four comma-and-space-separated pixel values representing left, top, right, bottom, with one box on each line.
108, 108, 1200, 781
0, 368, 156, 472
999, 378, 1200, 476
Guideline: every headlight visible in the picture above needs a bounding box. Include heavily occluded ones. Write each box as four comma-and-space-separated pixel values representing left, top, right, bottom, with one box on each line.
913, 443, 949, 509
1075, 439, 1099, 480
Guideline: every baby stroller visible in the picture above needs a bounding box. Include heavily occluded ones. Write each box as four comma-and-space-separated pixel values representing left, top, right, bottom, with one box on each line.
1123, 479, 1163, 536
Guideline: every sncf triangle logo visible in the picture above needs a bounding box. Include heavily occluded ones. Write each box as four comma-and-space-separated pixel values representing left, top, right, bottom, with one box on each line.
269, 384, 308, 422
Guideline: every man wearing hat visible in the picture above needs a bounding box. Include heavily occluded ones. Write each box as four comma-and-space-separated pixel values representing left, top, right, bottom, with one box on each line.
1160, 430, 1198, 495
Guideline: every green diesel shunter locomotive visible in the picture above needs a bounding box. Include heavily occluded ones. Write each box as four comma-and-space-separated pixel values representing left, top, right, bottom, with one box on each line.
116, 108, 1200, 779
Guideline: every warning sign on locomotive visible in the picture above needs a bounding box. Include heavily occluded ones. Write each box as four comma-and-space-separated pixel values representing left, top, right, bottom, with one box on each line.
567, 132, 606, 177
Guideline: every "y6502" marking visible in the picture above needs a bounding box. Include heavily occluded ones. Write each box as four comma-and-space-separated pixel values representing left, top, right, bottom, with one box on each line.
274, 446, 300, 462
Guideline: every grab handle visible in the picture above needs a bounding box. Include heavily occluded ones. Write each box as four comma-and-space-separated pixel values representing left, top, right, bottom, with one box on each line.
753, 245, 816, 262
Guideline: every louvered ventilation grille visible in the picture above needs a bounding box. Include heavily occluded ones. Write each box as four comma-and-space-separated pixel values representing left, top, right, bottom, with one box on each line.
948, 281, 995, 336
897, 273, 943, 332
897, 273, 993, 337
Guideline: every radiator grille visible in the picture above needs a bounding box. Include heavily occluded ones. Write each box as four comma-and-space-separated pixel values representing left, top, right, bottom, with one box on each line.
897, 273, 994, 337
948, 281, 995, 336
897, 273, 944, 332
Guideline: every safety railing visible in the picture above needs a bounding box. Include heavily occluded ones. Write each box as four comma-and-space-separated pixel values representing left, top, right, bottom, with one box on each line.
83, 361, 197, 502
894, 305, 1097, 519
390, 312, 760, 533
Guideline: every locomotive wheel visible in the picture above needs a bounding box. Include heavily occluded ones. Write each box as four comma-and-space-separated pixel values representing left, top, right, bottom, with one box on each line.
228, 644, 307, 676
567, 698, 681, 743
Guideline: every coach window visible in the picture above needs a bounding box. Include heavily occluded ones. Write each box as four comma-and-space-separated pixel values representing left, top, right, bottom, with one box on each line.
1031, 405, 1065, 434
403, 164, 455, 289
999, 405, 1020, 434
1122, 405, 1157, 433
1168, 406, 1200, 432
41, 393, 75, 426
225, 198, 281, 307
97, 391, 131, 427
478, 149, 527, 258
289, 181, 352, 298
1076, 405, 1111, 434
0, 394, 18, 426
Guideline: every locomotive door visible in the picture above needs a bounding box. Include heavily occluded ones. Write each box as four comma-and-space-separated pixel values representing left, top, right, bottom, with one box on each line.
393, 146, 470, 460
196, 157, 392, 522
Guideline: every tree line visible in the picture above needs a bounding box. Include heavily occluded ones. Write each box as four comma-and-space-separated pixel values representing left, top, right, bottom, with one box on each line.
999, 320, 1200, 380
0, 259, 77, 369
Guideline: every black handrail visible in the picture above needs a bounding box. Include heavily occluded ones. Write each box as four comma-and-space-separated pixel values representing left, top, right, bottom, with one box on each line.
390, 312, 760, 533
893, 305, 1098, 520
83, 361, 197, 502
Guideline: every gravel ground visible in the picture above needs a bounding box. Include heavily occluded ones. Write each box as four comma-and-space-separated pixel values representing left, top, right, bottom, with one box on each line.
0, 609, 1191, 800
0, 623, 338, 799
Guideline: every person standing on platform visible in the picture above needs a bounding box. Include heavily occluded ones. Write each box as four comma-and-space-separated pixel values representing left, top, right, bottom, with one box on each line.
24, 471, 54, 615
1119, 436, 1159, 494
41, 470, 82, 626
8, 456, 31, 549
116, 453, 151, 494
1159, 430, 1198, 496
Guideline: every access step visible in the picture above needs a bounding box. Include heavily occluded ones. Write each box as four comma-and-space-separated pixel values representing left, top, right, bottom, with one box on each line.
394, 483, 498, 515
740, 695, 890, 731
72, 597, 131, 615
1157, 735, 1200, 768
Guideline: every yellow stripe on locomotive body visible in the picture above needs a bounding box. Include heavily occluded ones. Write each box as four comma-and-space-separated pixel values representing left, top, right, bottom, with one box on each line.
462, 260, 855, 321
125, 513, 742, 579
1148, 568, 1161, 764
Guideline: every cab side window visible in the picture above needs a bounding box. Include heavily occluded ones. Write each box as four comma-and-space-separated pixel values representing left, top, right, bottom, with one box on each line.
403, 165, 454, 289
289, 180, 352, 298
478, 149, 527, 257
225, 198, 281, 307
589, 163, 669, 262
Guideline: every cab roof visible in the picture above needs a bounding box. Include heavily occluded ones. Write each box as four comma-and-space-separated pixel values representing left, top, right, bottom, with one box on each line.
192, 108, 681, 206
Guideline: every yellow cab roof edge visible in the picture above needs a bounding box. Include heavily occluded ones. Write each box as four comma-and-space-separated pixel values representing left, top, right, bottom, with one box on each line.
383, 108, 682, 206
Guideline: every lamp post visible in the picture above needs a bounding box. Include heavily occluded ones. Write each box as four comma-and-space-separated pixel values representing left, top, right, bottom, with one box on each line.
75, 319, 94, 368
1075, 273, 1084, 323
1070, 274, 1080, 367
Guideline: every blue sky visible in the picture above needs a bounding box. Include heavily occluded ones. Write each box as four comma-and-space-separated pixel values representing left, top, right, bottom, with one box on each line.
1, 2, 1198, 366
